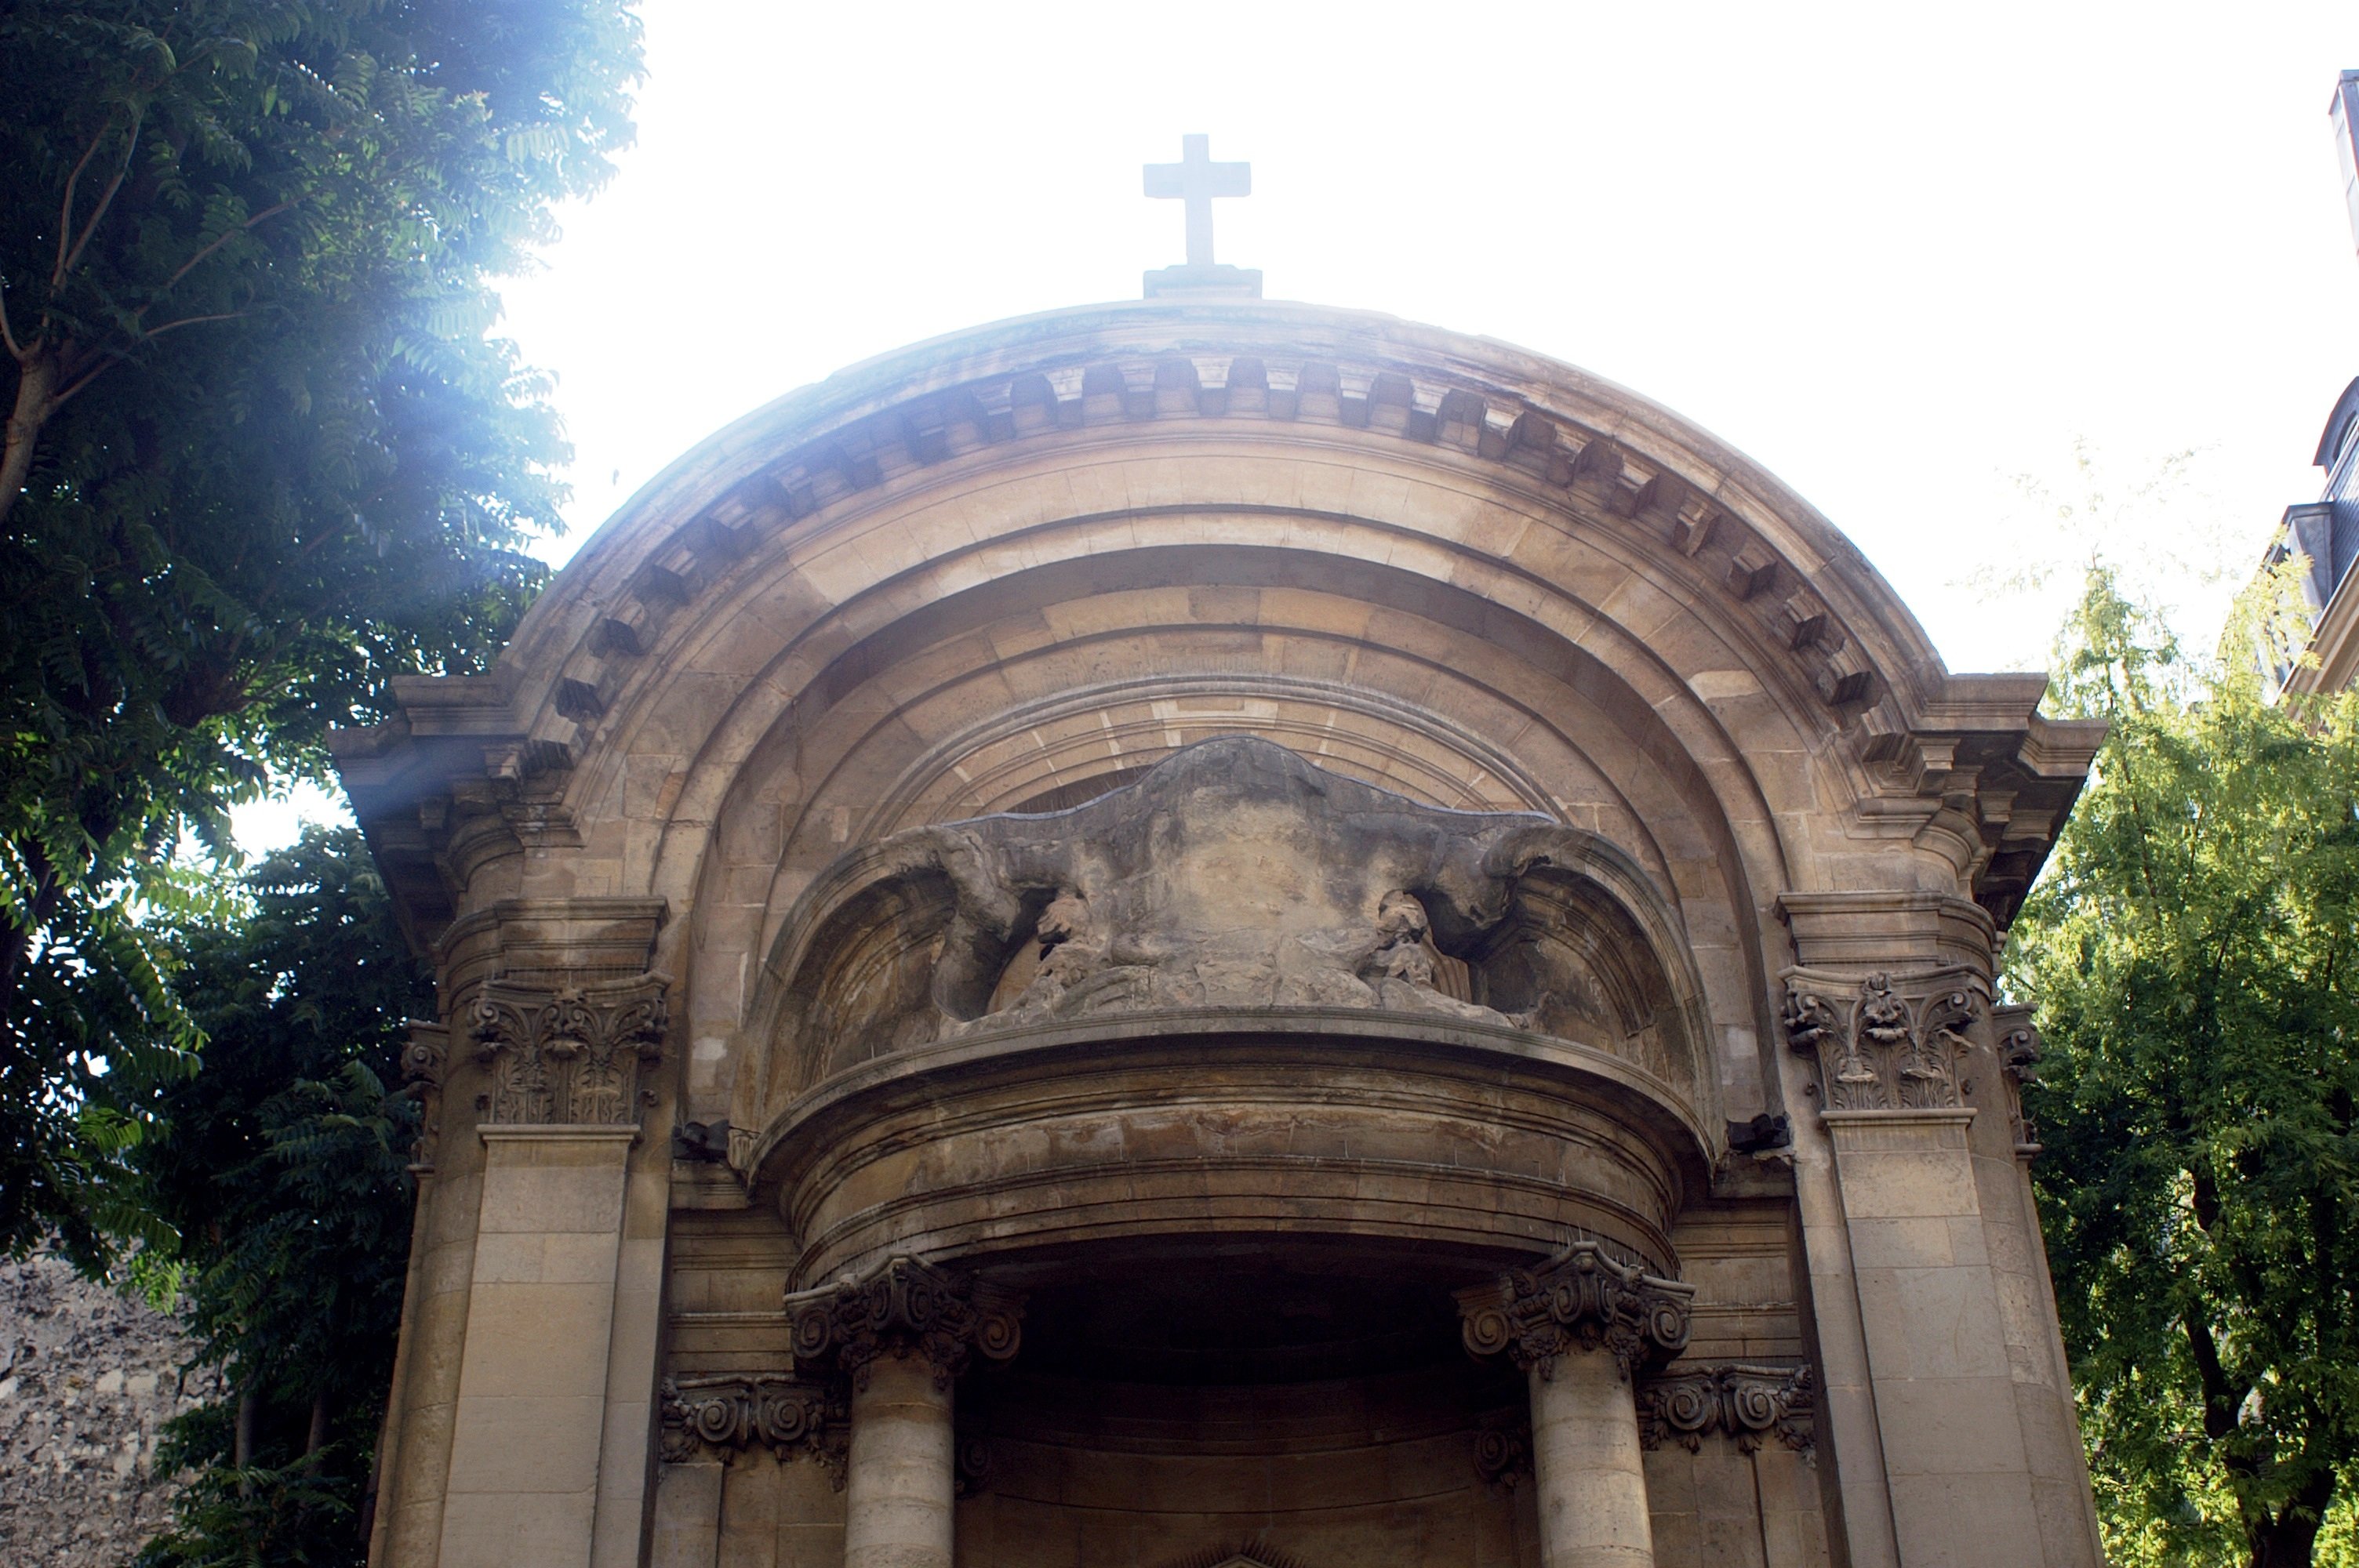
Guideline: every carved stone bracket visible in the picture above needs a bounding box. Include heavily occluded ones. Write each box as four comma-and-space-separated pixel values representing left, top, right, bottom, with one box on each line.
1637, 1363, 1815, 1454
465, 970, 671, 1126
660, 1374, 847, 1481
1456, 1240, 1696, 1381
1472, 1408, 1532, 1490
1782, 967, 1983, 1113
783, 1255, 1025, 1391
1994, 1002, 2044, 1155
400, 1020, 449, 1171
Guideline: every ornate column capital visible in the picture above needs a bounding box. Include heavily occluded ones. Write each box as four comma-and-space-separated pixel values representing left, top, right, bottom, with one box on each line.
1782, 965, 1984, 1115
1456, 1240, 1696, 1381
1637, 1362, 1815, 1454
464, 969, 671, 1127
661, 1374, 847, 1480
783, 1256, 1024, 1392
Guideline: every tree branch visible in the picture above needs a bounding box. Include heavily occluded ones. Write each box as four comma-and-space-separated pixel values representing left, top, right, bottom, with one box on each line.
138, 201, 295, 318
56, 119, 141, 285
49, 313, 245, 407
0, 282, 22, 363
50, 122, 116, 290
2180, 1295, 2245, 1448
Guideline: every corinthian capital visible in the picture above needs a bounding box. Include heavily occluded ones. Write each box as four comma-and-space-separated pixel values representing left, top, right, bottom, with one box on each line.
1782, 966, 1983, 1115
783, 1255, 1024, 1391
1456, 1240, 1695, 1381
465, 970, 671, 1127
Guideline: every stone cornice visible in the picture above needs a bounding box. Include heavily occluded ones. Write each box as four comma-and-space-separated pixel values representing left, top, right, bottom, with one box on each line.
1457, 1240, 1696, 1381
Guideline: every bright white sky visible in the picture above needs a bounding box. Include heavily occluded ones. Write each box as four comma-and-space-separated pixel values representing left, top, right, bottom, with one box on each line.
245, 1, 2359, 848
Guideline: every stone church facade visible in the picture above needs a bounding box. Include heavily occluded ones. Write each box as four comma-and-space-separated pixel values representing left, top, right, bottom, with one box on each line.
336, 297, 2106, 1568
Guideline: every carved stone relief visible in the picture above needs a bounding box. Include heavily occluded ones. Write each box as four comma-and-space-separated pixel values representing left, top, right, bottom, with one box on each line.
399, 1020, 449, 1170
464, 970, 671, 1126
764, 736, 1697, 1101
660, 1374, 846, 1480
1472, 1408, 1532, 1490
1456, 1240, 1696, 1381
783, 1255, 1024, 1391
1782, 967, 1982, 1113
1994, 1002, 2044, 1153
1637, 1363, 1815, 1454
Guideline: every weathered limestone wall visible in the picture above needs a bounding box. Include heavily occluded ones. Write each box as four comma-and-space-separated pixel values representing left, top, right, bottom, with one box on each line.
0, 1254, 215, 1564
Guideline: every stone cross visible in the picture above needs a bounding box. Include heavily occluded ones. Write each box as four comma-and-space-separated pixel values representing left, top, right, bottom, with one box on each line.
1144, 134, 1250, 269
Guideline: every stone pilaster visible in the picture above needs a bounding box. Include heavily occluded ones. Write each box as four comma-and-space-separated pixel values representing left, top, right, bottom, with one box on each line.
1778, 891, 2099, 1568
368, 897, 675, 1568
1459, 1242, 1695, 1568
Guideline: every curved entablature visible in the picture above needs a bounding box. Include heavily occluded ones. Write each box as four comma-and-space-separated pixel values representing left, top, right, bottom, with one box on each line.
732, 735, 1716, 1181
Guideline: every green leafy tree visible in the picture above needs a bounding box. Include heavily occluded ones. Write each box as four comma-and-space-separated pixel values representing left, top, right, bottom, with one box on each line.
0, 0, 640, 1262
128, 826, 430, 1566
2008, 567, 2359, 1568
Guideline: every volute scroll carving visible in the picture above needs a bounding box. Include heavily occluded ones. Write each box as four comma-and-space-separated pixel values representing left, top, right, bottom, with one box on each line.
465, 970, 671, 1127
660, 1374, 847, 1481
1783, 967, 1983, 1114
1456, 1240, 1696, 1381
1637, 1362, 1816, 1454
782, 1255, 1025, 1392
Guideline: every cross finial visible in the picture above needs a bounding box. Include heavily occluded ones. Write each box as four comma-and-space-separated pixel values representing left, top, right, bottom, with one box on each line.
1142, 134, 1261, 299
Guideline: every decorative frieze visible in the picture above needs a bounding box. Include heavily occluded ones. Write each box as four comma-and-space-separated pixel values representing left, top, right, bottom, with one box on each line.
659, 1374, 846, 1479
1637, 1363, 1815, 1454
783, 1255, 1024, 1391
464, 970, 671, 1126
1782, 967, 1982, 1113
1456, 1240, 1696, 1381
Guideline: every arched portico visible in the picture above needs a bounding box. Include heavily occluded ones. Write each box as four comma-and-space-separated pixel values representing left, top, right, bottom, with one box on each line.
338, 298, 2105, 1568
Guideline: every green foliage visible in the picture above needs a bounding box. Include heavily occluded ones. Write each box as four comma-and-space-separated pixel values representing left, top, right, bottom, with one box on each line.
129, 826, 431, 1567
0, 0, 642, 1261
2008, 564, 2359, 1568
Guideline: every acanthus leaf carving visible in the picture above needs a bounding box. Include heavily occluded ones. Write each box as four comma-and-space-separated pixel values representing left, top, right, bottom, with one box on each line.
467, 970, 671, 1127
1456, 1240, 1696, 1381
1783, 967, 1985, 1114
783, 1255, 1025, 1392
1637, 1363, 1815, 1454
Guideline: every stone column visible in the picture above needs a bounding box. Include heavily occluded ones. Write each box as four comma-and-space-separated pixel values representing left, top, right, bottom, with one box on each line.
1459, 1241, 1696, 1568
841, 1353, 955, 1568
782, 1256, 1024, 1568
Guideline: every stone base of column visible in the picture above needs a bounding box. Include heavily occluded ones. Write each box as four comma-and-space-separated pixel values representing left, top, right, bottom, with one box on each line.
841, 1354, 954, 1568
